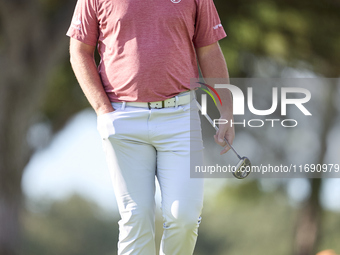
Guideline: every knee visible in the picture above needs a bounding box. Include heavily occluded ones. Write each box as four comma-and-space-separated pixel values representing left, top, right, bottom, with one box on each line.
163, 200, 203, 230
169, 214, 202, 231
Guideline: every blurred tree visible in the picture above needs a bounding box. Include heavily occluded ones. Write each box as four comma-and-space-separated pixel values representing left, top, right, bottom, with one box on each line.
213, 1, 340, 254
215, 0, 340, 77
293, 84, 337, 255
0, 0, 86, 254
22, 194, 119, 255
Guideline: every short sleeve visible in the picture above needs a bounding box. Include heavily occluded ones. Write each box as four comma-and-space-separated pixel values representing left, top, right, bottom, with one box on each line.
193, 0, 227, 48
66, 0, 99, 47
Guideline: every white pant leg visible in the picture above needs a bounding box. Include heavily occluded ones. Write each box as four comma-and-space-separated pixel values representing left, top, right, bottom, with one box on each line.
157, 150, 204, 255
148, 100, 205, 255
100, 105, 157, 255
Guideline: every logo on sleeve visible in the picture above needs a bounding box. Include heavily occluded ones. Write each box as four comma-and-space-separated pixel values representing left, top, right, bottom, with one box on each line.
72, 13, 82, 30
213, 24, 223, 30
171, 0, 181, 3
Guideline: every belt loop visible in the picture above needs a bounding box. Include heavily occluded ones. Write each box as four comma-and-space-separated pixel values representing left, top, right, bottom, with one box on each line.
175, 96, 179, 108
121, 101, 126, 110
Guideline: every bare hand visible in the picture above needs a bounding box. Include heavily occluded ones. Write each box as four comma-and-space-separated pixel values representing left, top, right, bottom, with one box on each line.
214, 118, 235, 155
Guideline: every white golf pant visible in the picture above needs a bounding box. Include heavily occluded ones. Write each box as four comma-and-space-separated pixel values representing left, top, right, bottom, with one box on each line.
97, 94, 204, 255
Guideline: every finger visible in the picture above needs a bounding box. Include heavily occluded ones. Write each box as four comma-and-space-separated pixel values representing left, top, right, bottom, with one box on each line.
214, 133, 226, 147
217, 129, 225, 144
220, 144, 231, 155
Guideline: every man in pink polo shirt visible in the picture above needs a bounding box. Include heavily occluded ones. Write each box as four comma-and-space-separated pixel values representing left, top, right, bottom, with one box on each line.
67, 0, 234, 254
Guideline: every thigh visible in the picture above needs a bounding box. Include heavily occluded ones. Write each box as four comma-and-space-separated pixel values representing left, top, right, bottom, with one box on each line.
156, 149, 204, 220
100, 106, 157, 211
153, 102, 205, 218
103, 138, 157, 208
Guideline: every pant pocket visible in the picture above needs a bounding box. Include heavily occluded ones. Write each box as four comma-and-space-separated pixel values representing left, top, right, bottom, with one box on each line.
97, 110, 119, 139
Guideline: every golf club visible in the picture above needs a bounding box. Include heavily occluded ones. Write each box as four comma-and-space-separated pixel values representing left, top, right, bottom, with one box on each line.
196, 102, 251, 179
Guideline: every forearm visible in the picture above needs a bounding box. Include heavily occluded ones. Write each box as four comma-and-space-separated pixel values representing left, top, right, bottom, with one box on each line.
196, 42, 233, 119
196, 42, 235, 152
70, 40, 113, 115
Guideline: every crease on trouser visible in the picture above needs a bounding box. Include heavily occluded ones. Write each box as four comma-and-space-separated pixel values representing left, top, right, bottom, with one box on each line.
159, 198, 203, 255
102, 137, 157, 255
117, 205, 156, 254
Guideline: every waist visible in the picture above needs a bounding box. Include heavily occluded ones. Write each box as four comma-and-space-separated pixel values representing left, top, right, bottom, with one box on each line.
111, 90, 195, 109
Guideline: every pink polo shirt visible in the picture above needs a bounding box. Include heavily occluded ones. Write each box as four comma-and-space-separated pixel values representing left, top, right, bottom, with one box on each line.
67, 0, 226, 102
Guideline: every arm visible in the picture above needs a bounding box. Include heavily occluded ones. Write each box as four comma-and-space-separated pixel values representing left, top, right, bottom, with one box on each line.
196, 41, 235, 155
69, 38, 114, 116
